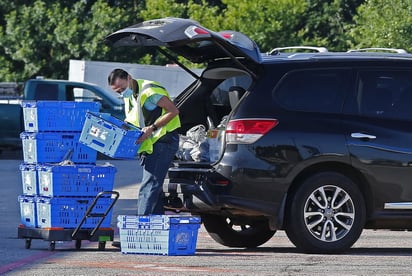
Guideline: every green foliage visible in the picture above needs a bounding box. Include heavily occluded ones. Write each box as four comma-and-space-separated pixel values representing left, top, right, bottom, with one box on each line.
141, 0, 306, 52
186, 0, 223, 30
0, 0, 138, 81
141, 0, 185, 19
300, 0, 363, 51
138, 0, 223, 66
349, 0, 412, 52
1, 0, 412, 82
217, 0, 307, 52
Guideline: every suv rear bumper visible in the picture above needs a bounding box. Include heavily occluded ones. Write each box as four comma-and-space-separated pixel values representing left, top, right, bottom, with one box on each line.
165, 162, 222, 211
164, 162, 284, 221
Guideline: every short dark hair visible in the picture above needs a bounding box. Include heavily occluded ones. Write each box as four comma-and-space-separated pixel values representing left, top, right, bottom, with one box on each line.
108, 68, 129, 85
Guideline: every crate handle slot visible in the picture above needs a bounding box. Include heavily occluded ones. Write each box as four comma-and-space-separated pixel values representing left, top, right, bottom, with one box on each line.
91, 139, 105, 148
102, 122, 114, 130
77, 200, 89, 204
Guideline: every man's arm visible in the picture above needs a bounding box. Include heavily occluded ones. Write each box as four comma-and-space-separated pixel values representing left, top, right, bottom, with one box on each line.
137, 96, 179, 143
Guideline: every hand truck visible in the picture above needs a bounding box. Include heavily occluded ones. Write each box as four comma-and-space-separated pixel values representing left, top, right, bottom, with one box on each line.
17, 191, 119, 251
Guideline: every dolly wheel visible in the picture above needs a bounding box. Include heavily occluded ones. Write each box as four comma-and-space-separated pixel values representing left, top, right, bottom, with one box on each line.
98, 241, 106, 251
48, 241, 56, 251
75, 240, 81, 250
25, 239, 31, 249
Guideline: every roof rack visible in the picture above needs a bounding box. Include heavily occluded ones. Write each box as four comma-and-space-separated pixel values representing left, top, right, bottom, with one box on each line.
347, 48, 408, 54
269, 46, 329, 55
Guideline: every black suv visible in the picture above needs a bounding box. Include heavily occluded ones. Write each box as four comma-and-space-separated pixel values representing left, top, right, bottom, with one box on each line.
107, 18, 412, 253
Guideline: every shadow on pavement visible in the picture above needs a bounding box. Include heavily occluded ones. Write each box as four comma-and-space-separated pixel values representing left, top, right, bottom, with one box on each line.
197, 246, 412, 256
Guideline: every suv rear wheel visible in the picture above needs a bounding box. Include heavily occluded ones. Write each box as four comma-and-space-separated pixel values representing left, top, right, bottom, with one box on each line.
285, 172, 365, 254
201, 214, 276, 248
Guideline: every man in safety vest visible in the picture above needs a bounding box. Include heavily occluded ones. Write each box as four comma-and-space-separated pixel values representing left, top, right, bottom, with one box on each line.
108, 68, 180, 215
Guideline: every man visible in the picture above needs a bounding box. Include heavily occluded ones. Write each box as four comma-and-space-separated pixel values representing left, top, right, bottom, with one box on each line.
108, 68, 180, 215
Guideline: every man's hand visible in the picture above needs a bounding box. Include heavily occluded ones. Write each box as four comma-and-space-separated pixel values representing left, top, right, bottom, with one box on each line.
134, 95, 179, 145
136, 126, 153, 144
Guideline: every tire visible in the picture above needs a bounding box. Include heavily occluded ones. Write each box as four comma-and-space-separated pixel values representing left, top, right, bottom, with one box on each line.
285, 172, 366, 254
49, 241, 56, 251
75, 239, 81, 250
98, 241, 106, 251
25, 239, 31, 249
201, 214, 276, 248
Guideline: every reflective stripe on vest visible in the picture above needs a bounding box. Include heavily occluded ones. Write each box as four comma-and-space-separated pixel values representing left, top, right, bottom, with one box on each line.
124, 79, 180, 154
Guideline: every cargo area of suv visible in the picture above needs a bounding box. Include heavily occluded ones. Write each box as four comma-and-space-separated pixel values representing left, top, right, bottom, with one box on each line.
107, 17, 412, 253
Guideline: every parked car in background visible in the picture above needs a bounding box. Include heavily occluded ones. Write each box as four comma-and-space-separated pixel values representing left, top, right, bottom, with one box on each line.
107, 17, 412, 253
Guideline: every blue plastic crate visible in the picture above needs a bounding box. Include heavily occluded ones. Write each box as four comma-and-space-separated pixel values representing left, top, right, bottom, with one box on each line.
79, 112, 143, 159
118, 215, 201, 255
36, 196, 113, 229
18, 195, 37, 228
20, 131, 97, 164
37, 164, 116, 197
22, 101, 101, 132
117, 215, 170, 230
20, 163, 38, 195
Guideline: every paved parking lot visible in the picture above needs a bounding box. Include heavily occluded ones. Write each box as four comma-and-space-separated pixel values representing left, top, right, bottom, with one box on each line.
1, 154, 412, 275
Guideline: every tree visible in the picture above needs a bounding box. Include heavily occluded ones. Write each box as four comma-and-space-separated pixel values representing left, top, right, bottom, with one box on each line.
140, 0, 306, 54
0, 0, 387, 82
218, 0, 307, 52
299, 0, 364, 51
138, 0, 223, 65
0, 0, 139, 81
141, 0, 186, 19
348, 0, 412, 52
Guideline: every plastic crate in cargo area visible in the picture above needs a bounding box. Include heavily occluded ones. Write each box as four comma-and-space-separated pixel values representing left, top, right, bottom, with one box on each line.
36, 196, 113, 229
79, 112, 143, 159
20, 163, 38, 195
37, 164, 116, 197
22, 101, 101, 132
118, 215, 201, 255
18, 195, 37, 228
20, 131, 97, 164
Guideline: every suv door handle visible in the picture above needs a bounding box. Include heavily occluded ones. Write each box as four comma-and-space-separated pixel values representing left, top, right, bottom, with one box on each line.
351, 132, 377, 140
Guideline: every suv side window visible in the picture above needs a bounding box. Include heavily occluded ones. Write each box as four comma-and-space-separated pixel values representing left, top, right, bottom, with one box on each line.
355, 70, 412, 121
274, 69, 346, 113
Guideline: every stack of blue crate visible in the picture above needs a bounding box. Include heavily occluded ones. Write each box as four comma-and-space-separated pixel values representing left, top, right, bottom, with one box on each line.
18, 101, 116, 229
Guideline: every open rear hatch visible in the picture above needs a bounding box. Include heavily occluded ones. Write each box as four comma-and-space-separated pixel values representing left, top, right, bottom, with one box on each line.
105, 17, 262, 78
106, 17, 263, 211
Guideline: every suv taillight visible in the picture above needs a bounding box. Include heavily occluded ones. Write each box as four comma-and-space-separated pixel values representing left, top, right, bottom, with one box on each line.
226, 119, 278, 144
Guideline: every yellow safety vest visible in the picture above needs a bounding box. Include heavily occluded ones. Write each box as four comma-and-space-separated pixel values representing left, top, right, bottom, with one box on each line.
124, 79, 180, 154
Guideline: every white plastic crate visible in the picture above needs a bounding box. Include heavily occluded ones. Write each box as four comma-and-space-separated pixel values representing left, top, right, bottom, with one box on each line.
118, 215, 201, 255
19, 163, 38, 195
18, 195, 37, 228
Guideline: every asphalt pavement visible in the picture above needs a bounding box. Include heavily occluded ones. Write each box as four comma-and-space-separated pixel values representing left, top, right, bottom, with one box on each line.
1, 150, 412, 275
